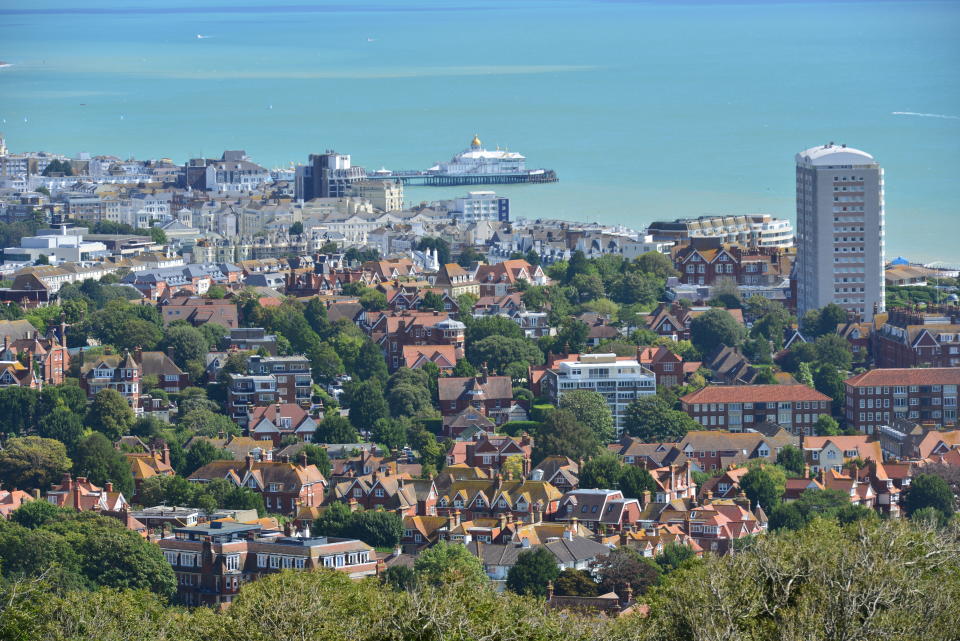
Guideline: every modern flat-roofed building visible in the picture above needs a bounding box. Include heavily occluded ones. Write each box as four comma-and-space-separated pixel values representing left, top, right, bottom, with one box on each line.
159, 521, 375, 606
543, 353, 656, 437
844, 368, 960, 435
679, 384, 832, 436
795, 143, 885, 321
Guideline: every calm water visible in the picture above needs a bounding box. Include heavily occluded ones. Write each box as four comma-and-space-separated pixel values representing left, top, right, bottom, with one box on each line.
1, 0, 958, 262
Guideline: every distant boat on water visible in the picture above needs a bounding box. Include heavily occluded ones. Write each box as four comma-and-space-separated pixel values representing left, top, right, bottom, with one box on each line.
0, 61, 12, 69
196, 34, 212, 39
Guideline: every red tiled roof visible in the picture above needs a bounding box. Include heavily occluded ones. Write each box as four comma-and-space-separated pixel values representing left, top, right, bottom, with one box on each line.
680, 384, 830, 404
844, 368, 960, 387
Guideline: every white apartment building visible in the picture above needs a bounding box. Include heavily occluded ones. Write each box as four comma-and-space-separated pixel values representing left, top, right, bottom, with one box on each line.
795, 143, 885, 321
3, 227, 108, 266
646, 214, 794, 250
349, 180, 404, 212
544, 353, 656, 437
446, 191, 510, 223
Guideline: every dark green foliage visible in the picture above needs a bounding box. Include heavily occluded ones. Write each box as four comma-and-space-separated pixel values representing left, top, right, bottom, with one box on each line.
553, 568, 599, 596
0, 386, 39, 435
314, 503, 403, 548
739, 465, 786, 510
464, 315, 524, 344
347, 378, 389, 433
85, 388, 135, 441
415, 237, 450, 266
35, 406, 85, 452
177, 408, 240, 438
775, 445, 805, 476
420, 291, 446, 312
289, 221, 304, 235
372, 417, 409, 451
499, 420, 542, 437
578, 453, 622, 489
768, 488, 877, 531
0, 507, 175, 597
812, 334, 853, 371
181, 439, 233, 476
10, 499, 63, 529
159, 325, 208, 370
312, 414, 360, 444
300, 444, 331, 477
382, 564, 416, 590
73, 432, 135, 497
623, 395, 698, 442
655, 542, 699, 573
0, 436, 72, 491
559, 389, 615, 443
591, 546, 661, 594
507, 547, 559, 597
532, 409, 601, 465
42, 159, 74, 176
354, 340, 388, 383
813, 363, 845, 414
689, 308, 745, 355
618, 464, 656, 499
904, 474, 955, 520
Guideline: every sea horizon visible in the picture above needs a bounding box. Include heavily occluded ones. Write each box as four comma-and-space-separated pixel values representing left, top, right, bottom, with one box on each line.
1, 0, 958, 263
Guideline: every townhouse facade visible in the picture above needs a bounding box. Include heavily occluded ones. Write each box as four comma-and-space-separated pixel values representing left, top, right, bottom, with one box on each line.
844, 368, 960, 434
188, 455, 326, 515
680, 384, 832, 436
872, 306, 960, 368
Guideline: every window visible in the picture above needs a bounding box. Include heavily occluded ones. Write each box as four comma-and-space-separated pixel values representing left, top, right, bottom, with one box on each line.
375, 488, 384, 498
258, 554, 268, 568
225, 554, 240, 571
270, 555, 281, 569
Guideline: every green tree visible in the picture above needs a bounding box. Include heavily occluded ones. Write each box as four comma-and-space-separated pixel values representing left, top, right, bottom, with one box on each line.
0, 436, 72, 490
348, 379, 389, 433
776, 445, 805, 476
623, 395, 697, 442
372, 417, 409, 451
0, 387, 40, 435
178, 408, 240, 438
313, 414, 360, 444
86, 389, 135, 441
618, 464, 656, 499
359, 288, 388, 312
553, 568, 599, 596
578, 453, 623, 489
299, 443, 332, 477
655, 542, 699, 574
420, 291, 446, 312
507, 547, 559, 597
464, 315, 524, 344
813, 334, 853, 371
289, 221, 304, 235
592, 546, 661, 594
452, 359, 478, 378
354, 340, 388, 383
182, 439, 233, 476
413, 540, 487, 587
740, 465, 787, 509
532, 409, 601, 465
387, 383, 433, 418
468, 335, 544, 373
559, 389, 615, 443
347, 510, 403, 548
904, 473, 955, 520
814, 363, 846, 414
160, 325, 208, 369
36, 405, 86, 452
72, 432, 135, 497
634, 251, 679, 279
689, 308, 746, 355
796, 361, 815, 387
815, 414, 841, 436
10, 499, 63, 529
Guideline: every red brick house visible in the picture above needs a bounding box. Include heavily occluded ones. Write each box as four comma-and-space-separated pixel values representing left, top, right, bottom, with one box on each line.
80, 350, 141, 412
444, 433, 533, 475
159, 296, 240, 328
680, 384, 832, 436
247, 403, 319, 445
326, 471, 438, 517
366, 310, 465, 372
872, 306, 960, 369
474, 259, 549, 297
1, 327, 70, 385
188, 454, 326, 515
844, 368, 960, 434
555, 489, 642, 533
636, 345, 685, 388
438, 374, 515, 425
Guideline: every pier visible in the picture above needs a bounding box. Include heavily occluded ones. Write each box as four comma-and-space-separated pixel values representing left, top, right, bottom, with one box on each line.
369, 169, 558, 186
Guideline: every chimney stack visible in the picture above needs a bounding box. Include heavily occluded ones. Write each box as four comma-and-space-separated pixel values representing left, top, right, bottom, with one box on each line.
245, 454, 254, 471
162, 442, 171, 466
300, 451, 309, 468
105, 481, 113, 493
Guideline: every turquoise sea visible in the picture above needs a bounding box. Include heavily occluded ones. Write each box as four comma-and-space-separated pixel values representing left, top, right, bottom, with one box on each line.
0, 0, 958, 262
